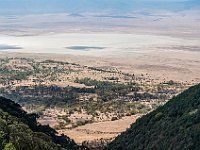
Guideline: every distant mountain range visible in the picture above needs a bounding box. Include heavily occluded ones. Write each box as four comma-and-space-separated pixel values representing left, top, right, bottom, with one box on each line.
0, 0, 200, 15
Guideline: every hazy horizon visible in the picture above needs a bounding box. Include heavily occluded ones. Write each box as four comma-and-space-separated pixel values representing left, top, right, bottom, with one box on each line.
0, 0, 200, 16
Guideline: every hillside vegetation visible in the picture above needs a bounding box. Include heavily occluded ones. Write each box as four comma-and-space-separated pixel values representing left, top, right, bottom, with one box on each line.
106, 84, 200, 150
0, 97, 88, 150
0, 57, 188, 148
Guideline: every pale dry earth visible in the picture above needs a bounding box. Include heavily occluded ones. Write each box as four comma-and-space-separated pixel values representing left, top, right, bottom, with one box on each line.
58, 115, 138, 144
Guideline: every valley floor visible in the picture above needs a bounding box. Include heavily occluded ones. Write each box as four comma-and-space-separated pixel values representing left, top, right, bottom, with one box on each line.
0, 31, 199, 149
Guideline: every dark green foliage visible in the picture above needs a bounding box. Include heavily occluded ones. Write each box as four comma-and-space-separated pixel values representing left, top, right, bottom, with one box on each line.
75, 78, 133, 91
106, 84, 200, 150
75, 78, 137, 101
0, 97, 88, 150
0, 85, 95, 107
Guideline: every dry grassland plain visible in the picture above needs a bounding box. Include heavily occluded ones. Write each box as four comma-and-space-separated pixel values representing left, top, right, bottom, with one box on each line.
0, 12, 200, 147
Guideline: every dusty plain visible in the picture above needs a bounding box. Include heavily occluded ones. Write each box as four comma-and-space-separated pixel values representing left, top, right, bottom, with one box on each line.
0, 11, 200, 149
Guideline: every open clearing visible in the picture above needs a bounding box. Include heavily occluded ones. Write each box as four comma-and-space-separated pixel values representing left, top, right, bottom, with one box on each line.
58, 115, 138, 144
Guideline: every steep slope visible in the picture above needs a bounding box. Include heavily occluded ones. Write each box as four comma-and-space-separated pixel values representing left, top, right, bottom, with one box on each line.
106, 84, 200, 150
0, 97, 88, 150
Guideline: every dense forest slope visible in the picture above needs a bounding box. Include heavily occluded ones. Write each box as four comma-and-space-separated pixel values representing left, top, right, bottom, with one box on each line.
106, 84, 200, 150
0, 97, 88, 150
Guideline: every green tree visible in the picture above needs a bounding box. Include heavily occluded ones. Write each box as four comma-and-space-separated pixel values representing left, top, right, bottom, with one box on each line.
4, 143, 16, 150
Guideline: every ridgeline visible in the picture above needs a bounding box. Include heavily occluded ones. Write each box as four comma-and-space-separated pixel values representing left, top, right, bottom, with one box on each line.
0, 97, 88, 150
106, 84, 200, 150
